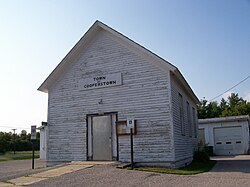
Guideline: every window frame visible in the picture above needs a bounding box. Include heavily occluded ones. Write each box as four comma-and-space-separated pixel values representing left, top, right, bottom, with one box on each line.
192, 107, 197, 138
178, 93, 185, 135
187, 101, 192, 137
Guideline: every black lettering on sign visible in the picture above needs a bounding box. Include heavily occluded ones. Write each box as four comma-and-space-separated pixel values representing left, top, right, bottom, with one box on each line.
93, 76, 106, 81
81, 73, 121, 90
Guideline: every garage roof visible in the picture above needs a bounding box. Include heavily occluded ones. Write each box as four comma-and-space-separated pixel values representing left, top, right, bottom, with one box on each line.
198, 115, 250, 124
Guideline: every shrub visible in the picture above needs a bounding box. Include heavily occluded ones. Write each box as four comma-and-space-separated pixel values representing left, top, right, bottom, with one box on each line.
204, 146, 214, 156
193, 150, 210, 163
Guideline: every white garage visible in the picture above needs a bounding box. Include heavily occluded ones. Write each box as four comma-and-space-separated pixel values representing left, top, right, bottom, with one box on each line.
198, 115, 250, 156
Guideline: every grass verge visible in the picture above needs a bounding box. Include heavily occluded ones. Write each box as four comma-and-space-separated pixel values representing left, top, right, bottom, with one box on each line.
0, 151, 39, 162
0, 151, 39, 155
0, 156, 39, 162
127, 160, 217, 175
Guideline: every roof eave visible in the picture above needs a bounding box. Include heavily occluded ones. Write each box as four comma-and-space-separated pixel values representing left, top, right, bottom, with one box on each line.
97, 21, 177, 72
173, 68, 200, 104
38, 20, 189, 95
37, 21, 102, 93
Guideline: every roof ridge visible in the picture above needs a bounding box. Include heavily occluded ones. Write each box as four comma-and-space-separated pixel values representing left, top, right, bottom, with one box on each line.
96, 20, 177, 70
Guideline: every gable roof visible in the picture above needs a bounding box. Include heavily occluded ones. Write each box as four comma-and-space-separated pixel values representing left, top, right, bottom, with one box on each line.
38, 20, 199, 104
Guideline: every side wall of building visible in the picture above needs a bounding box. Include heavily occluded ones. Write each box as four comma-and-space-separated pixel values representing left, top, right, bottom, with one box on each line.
170, 73, 198, 167
47, 29, 174, 163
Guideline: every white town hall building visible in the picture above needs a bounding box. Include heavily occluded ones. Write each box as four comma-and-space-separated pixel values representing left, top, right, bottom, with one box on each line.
38, 21, 199, 168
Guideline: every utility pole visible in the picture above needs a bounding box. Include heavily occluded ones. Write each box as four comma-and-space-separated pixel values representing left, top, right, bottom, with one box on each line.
12, 129, 17, 155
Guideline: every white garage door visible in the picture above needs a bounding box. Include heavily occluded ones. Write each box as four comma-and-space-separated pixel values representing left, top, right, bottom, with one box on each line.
214, 126, 244, 155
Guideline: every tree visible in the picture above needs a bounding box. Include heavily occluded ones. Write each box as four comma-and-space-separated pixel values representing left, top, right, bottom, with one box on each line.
198, 99, 221, 119
0, 130, 40, 154
197, 98, 208, 119
219, 98, 228, 112
0, 132, 12, 153
206, 101, 221, 118
221, 93, 250, 117
20, 130, 27, 140
198, 93, 250, 119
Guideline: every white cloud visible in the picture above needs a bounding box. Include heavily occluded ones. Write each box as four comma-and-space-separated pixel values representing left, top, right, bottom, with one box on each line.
222, 91, 234, 100
243, 92, 250, 102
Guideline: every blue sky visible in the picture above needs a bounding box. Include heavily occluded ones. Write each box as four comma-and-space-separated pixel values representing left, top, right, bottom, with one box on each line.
0, 0, 249, 133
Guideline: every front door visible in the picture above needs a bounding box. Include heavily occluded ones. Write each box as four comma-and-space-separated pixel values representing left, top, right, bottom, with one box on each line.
92, 115, 112, 160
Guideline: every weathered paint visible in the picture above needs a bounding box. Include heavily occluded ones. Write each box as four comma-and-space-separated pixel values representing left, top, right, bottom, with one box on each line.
170, 72, 198, 167
39, 21, 199, 167
47, 30, 172, 163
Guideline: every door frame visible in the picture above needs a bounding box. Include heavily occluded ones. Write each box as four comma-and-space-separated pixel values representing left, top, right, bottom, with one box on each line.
86, 112, 118, 161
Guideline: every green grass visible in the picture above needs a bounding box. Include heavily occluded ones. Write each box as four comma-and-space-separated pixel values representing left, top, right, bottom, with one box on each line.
2, 151, 39, 155
128, 160, 217, 175
0, 151, 39, 162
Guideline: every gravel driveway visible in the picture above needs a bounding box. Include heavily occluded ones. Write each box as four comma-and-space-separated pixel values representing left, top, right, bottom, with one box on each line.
0, 160, 47, 181
27, 155, 250, 187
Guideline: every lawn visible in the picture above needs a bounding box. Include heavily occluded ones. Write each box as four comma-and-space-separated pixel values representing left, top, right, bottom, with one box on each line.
0, 151, 39, 162
128, 160, 217, 175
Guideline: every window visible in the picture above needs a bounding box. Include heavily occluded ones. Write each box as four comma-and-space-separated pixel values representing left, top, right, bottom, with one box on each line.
179, 93, 184, 135
192, 107, 197, 138
187, 101, 192, 137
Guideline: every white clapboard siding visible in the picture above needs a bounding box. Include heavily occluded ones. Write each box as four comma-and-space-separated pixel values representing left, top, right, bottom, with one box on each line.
47, 30, 174, 162
170, 73, 198, 163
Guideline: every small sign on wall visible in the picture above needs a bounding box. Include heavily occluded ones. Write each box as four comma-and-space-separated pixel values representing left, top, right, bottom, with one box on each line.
127, 118, 135, 129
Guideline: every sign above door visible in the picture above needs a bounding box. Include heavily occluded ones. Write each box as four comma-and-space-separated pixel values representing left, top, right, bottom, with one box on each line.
79, 73, 122, 90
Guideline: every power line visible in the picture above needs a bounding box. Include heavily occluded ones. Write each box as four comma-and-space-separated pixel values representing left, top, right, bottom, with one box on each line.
0, 125, 19, 128
0, 126, 30, 130
209, 75, 250, 102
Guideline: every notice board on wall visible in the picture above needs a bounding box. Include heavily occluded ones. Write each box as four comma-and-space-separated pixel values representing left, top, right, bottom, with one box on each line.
116, 120, 136, 135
